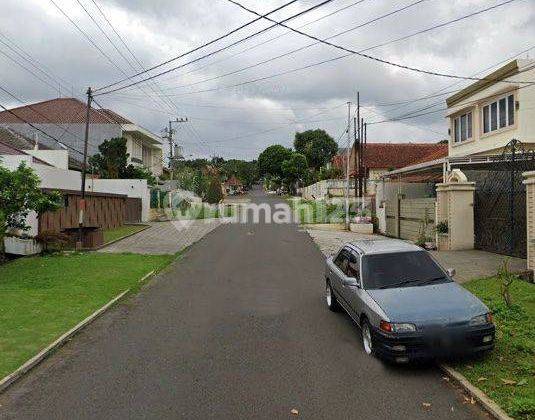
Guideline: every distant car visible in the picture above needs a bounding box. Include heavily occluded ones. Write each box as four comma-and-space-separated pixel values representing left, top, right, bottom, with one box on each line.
325, 239, 495, 363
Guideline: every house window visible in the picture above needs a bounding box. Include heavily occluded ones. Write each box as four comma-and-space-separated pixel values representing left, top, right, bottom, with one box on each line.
482, 93, 515, 134
131, 139, 142, 161
453, 111, 473, 143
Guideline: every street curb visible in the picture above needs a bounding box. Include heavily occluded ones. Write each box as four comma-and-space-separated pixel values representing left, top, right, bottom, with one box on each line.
0, 288, 132, 394
139, 270, 155, 282
440, 364, 513, 420
95, 224, 151, 250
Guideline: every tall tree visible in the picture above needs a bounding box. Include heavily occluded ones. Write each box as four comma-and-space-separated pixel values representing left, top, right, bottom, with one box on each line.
281, 152, 308, 194
294, 129, 338, 170
0, 162, 61, 238
258, 145, 292, 177
89, 137, 155, 185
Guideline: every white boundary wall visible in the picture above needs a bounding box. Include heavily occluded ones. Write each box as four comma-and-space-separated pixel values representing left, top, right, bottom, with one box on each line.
1, 159, 151, 235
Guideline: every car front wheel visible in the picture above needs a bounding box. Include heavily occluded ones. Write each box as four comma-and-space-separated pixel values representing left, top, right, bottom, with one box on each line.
325, 281, 340, 312
361, 319, 374, 355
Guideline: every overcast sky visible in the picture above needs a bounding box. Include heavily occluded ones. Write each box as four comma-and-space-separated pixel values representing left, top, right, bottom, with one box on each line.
1, 0, 534, 160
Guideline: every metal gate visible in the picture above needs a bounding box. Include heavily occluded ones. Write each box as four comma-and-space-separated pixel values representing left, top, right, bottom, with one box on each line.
125, 198, 142, 223
468, 140, 535, 258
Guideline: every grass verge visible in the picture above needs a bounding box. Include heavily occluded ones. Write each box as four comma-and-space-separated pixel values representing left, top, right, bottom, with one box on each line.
0, 252, 174, 379
287, 198, 361, 224
455, 277, 534, 419
103, 224, 148, 244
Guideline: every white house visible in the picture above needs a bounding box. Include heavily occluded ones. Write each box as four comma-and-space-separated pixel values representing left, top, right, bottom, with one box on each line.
0, 97, 163, 176
446, 59, 535, 157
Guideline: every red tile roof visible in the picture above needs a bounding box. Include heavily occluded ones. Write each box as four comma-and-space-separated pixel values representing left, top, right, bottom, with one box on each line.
0, 98, 132, 124
359, 143, 448, 169
224, 175, 242, 186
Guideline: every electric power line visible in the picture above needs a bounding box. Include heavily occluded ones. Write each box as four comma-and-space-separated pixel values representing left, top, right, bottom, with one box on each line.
93, 0, 303, 93
153, 0, 426, 93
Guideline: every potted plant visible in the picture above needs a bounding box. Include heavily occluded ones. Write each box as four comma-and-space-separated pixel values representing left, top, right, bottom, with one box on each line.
1, 163, 61, 256
350, 209, 374, 234
436, 220, 449, 235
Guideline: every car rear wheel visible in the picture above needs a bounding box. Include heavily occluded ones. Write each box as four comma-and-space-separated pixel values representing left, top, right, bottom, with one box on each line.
361, 319, 374, 355
325, 281, 340, 312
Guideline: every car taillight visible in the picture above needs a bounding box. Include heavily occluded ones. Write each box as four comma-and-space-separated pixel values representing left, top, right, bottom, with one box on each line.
486, 313, 493, 324
380, 320, 393, 332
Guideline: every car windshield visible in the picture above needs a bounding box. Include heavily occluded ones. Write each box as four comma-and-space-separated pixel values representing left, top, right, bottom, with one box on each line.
362, 251, 452, 290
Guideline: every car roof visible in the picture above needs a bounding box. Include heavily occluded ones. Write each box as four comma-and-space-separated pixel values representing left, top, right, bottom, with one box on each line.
346, 239, 423, 255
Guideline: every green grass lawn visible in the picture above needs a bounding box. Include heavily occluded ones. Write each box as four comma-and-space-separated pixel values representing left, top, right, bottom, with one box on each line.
456, 277, 535, 419
0, 253, 174, 379
287, 198, 360, 224
103, 225, 148, 244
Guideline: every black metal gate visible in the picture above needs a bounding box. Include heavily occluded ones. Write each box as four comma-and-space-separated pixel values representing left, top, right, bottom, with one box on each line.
465, 140, 535, 258
463, 140, 535, 258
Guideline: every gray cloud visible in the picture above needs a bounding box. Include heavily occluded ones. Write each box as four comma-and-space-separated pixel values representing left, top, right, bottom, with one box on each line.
1, 0, 533, 160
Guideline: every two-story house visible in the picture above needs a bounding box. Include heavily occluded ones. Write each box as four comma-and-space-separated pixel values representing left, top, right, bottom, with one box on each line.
0, 97, 163, 176
446, 58, 535, 157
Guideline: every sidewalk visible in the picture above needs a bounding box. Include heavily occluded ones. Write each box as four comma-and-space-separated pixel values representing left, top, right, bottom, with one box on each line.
304, 226, 526, 283
98, 220, 223, 255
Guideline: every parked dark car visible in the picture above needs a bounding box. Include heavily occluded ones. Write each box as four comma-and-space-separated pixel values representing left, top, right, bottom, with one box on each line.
325, 239, 495, 363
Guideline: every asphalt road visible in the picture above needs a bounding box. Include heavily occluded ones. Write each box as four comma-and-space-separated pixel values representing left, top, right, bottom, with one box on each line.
0, 189, 486, 419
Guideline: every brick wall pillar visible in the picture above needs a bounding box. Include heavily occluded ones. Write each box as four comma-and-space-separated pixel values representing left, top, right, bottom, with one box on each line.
523, 171, 535, 270
436, 172, 475, 251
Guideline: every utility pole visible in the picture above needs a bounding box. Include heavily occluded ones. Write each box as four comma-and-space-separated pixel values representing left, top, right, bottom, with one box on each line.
345, 101, 351, 231
163, 117, 188, 179
363, 121, 367, 196
354, 92, 360, 199
77, 86, 92, 250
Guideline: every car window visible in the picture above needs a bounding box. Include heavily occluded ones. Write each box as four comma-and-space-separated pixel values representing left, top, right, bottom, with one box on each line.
362, 251, 452, 289
346, 252, 360, 279
334, 250, 349, 275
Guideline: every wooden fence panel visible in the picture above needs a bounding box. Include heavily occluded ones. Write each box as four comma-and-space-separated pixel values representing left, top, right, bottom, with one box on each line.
39, 192, 126, 234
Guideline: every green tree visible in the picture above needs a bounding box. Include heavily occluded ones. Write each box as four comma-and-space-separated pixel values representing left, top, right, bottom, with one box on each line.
89, 137, 156, 185
281, 152, 308, 194
205, 176, 223, 204
89, 137, 128, 179
220, 159, 258, 189
258, 145, 292, 177
294, 129, 338, 170
318, 165, 343, 181
0, 162, 62, 245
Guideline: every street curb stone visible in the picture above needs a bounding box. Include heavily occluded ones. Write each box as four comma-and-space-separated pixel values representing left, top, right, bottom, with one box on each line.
0, 285, 135, 394
440, 364, 513, 420
95, 224, 151, 250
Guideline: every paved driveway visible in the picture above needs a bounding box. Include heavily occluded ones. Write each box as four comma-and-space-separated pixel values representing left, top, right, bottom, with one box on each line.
305, 225, 526, 283
99, 219, 223, 255
0, 190, 485, 419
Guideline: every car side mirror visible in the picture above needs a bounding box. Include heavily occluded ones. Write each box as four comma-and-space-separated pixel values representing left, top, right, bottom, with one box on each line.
343, 277, 360, 287
447, 268, 456, 277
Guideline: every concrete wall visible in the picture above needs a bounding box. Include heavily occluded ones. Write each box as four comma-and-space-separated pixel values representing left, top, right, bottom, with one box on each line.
299, 179, 354, 200
0, 154, 33, 170
375, 180, 435, 223
523, 171, 535, 269
436, 180, 475, 251
5, 123, 122, 162
25, 149, 69, 169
